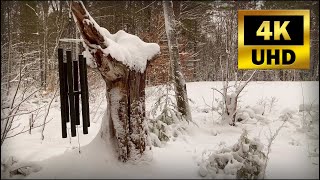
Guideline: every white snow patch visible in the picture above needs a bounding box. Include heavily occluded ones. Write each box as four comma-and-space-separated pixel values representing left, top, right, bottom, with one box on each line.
1, 81, 318, 179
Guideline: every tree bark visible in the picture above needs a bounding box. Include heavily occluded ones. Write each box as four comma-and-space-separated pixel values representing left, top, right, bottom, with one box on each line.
163, 0, 192, 122
7, 6, 12, 96
70, 1, 151, 162
103, 69, 148, 161
42, 1, 49, 90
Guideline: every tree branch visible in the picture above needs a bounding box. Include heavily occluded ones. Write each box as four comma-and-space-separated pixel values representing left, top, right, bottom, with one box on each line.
5, 118, 54, 139
70, 1, 107, 49
236, 70, 256, 97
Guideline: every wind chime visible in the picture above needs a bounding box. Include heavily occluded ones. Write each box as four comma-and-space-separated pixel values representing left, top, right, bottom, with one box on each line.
57, 10, 90, 138
58, 49, 90, 138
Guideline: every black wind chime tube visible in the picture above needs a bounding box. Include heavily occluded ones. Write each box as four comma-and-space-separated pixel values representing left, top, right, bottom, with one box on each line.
79, 55, 90, 134
73, 60, 80, 125
84, 57, 90, 127
58, 49, 67, 138
66, 50, 77, 137
63, 60, 70, 123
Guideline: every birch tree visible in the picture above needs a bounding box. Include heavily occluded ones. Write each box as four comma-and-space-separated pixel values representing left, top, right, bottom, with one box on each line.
163, 0, 192, 122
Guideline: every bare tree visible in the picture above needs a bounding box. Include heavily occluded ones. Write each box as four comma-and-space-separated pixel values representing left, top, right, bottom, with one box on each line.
1, 58, 43, 146
163, 0, 192, 122
219, 70, 257, 126
41, 85, 58, 140
6, 6, 12, 96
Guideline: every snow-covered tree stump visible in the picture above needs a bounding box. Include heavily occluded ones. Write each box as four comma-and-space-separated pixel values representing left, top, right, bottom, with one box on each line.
71, 1, 160, 162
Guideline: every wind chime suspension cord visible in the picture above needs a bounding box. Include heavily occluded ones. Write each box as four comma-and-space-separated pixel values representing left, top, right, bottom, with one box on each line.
76, 125, 81, 153
73, 17, 81, 153
68, 3, 81, 153
67, 127, 71, 144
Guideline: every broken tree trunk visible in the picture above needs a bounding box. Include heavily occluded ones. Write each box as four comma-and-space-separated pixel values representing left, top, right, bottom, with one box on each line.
70, 1, 159, 162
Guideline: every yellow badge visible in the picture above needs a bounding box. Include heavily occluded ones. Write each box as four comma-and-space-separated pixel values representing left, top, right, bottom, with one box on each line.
238, 10, 310, 69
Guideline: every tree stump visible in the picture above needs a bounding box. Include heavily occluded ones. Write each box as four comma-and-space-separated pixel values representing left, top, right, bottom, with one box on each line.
70, 1, 159, 162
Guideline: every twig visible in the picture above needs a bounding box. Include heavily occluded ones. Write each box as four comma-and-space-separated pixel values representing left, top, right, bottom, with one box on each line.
262, 115, 289, 178
135, 1, 156, 13
41, 85, 59, 140
1, 57, 24, 145
235, 70, 256, 98
26, 3, 39, 18
3, 89, 41, 120
10, 61, 23, 109
5, 118, 54, 139
7, 123, 21, 133
211, 87, 224, 97
1, 105, 46, 120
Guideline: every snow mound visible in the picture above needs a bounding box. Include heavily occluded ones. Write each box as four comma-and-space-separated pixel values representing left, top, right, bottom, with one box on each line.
236, 106, 270, 125
1, 156, 41, 179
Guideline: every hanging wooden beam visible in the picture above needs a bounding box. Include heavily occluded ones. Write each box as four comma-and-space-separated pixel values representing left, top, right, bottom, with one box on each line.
79, 55, 89, 134
67, 50, 77, 137
58, 48, 67, 138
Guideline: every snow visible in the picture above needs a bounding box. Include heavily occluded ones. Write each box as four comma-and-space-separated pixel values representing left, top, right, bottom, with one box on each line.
73, 2, 160, 72
82, 47, 96, 68
59, 38, 83, 43
1, 81, 319, 179
100, 29, 160, 72
109, 87, 124, 137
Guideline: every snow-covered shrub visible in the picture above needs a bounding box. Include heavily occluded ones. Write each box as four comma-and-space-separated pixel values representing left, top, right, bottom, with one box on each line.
251, 105, 265, 116
267, 96, 278, 113
217, 70, 256, 125
199, 130, 266, 179
257, 97, 267, 115
257, 96, 279, 115
201, 89, 225, 123
235, 106, 270, 125
148, 83, 189, 146
1, 156, 41, 179
149, 116, 170, 143
236, 107, 256, 122
299, 103, 319, 131
148, 108, 188, 147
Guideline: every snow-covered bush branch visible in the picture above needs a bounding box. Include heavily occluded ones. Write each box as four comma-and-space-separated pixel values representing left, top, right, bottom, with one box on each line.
148, 82, 190, 146
199, 129, 267, 179
219, 70, 257, 126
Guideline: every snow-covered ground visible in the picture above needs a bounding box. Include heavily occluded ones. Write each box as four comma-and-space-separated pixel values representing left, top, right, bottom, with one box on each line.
1, 81, 319, 179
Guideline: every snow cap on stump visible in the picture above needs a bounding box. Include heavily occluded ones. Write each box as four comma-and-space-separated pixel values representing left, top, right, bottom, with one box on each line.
101, 28, 160, 72
75, 1, 160, 72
